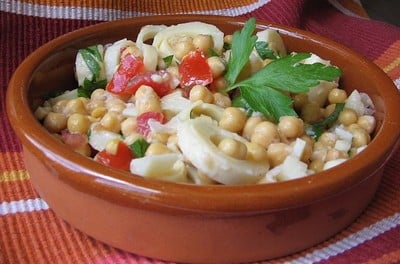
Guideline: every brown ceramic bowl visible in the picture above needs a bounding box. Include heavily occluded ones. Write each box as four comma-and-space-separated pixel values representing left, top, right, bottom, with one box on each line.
6, 15, 400, 263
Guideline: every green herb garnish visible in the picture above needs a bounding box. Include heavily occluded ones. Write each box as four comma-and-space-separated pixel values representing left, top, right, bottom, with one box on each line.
79, 45, 103, 80
231, 95, 253, 116
77, 45, 106, 98
223, 18, 342, 122
78, 78, 107, 98
255, 41, 277, 60
163, 55, 174, 67
224, 17, 257, 86
129, 139, 150, 158
306, 103, 345, 139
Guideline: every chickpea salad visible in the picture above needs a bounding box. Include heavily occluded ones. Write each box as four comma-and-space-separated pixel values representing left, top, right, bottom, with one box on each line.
35, 18, 376, 185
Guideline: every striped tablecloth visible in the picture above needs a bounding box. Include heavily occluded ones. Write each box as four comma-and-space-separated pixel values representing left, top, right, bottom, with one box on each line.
1, 0, 399, 263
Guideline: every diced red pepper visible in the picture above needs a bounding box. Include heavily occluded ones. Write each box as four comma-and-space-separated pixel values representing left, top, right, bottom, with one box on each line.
106, 53, 146, 94
179, 49, 213, 87
123, 70, 173, 97
106, 53, 174, 97
136, 112, 167, 137
95, 141, 134, 171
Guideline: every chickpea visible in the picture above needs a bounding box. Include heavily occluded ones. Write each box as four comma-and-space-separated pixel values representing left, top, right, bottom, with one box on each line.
318, 132, 337, 148
324, 103, 337, 118
100, 112, 121, 133
326, 148, 348, 161
278, 116, 304, 139
86, 100, 105, 112
91, 106, 107, 119
328, 88, 347, 104
350, 127, 371, 147
218, 138, 247, 160
301, 102, 322, 124
266, 143, 291, 167
75, 143, 92, 157
246, 142, 268, 163
300, 138, 313, 163
223, 35, 233, 46
121, 45, 142, 58
242, 116, 263, 140
310, 142, 328, 161
219, 107, 247, 133
43, 112, 67, 133
210, 76, 228, 91
145, 142, 172, 156
34, 106, 51, 120
67, 113, 91, 134
213, 92, 231, 108
357, 115, 376, 134
173, 39, 195, 61
121, 117, 137, 137
106, 98, 126, 113
325, 149, 340, 161
135, 85, 162, 114
309, 159, 324, 173
207, 56, 225, 78
338, 108, 358, 126
189, 85, 214, 103
52, 99, 68, 113
90, 89, 107, 101
65, 98, 87, 115
193, 34, 213, 54
293, 93, 308, 112
250, 121, 280, 149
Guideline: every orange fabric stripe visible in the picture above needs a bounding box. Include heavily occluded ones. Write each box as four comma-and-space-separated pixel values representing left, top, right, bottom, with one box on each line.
0, 152, 25, 173
374, 40, 400, 80
335, 0, 369, 17
363, 249, 400, 264
0, 210, 120, 263
20, 0, 261, 13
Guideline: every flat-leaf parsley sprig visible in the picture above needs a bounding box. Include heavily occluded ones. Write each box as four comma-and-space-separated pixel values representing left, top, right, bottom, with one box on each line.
223, 18, 342, 122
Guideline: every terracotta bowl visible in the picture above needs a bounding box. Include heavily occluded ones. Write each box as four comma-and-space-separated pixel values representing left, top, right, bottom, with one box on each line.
6, 15, 400, 263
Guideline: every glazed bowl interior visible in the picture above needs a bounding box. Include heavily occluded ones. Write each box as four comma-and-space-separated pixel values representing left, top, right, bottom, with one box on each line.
7, 15, 400, 215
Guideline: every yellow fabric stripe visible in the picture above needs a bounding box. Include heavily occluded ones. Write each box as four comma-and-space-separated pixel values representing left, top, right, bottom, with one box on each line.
0, 170, 30, 182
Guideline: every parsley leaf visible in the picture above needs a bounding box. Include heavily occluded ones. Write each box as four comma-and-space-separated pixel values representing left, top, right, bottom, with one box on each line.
79, 45, 103, 80
224, 17, 257, 86
129, 139, 150, 158
231, 53, 342, 94
163, 55, 174, 67
255, 41, 277, 60
227, 52, 342, 122
78, 78, 107, 98
239, 85, 296, 122
306, 103, 345, 139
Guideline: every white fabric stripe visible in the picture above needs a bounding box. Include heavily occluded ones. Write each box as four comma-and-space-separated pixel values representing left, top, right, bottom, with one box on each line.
327, 0, 366, 19
0, 198, 49, 215
394, 78, 400, 90
289, 212, 400, 264
0, 0, 272, 21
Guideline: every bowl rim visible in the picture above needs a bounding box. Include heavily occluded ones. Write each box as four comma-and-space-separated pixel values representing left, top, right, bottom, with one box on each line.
6, 14, 400, 214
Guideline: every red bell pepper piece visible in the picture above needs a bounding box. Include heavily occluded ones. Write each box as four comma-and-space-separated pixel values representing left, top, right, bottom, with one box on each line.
106, 53, 146, 94
179, 49, 213, 87
106, 53, 173, 97
136, 111, 167, 137
95, 141, 134, 171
